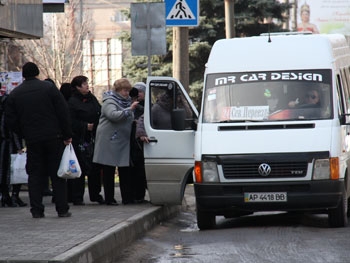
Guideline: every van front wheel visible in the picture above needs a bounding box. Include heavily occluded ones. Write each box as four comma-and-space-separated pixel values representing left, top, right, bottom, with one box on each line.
328, 191, 348, 228
196, 209, 216, 230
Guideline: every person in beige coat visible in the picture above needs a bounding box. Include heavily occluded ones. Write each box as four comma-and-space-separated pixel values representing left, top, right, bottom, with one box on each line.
93, 78, 138, 205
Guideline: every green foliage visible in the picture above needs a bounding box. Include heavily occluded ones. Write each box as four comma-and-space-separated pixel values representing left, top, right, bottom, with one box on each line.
189, 80, 204, 111
189, 41, 211, 83
235, 0, 291, 36
190, 0, 225, 46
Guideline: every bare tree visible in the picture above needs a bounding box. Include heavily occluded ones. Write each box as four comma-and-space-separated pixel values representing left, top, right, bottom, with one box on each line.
11, 0, 92, 87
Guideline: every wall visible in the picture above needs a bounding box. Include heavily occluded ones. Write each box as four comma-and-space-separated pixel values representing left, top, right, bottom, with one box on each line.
0, 0, 43, 38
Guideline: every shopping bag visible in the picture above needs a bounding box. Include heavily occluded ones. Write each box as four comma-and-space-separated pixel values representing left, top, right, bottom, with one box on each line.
57, 144, 82, 179
10, 153, 28, 184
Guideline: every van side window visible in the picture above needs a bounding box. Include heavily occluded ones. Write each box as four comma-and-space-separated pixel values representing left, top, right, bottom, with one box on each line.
340, 68, 350, 113
336, 74, 346, 115
150, 82, 194, 130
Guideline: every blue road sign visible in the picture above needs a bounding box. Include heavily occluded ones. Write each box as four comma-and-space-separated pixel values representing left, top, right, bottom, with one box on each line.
165, 0, 199, 27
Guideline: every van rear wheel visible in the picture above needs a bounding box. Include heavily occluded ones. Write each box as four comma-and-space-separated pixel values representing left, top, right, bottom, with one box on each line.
328, 190, 348, 228
196, 209, 216, 230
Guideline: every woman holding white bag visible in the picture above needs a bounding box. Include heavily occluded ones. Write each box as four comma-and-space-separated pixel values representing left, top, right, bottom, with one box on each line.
68, 76, 102, 205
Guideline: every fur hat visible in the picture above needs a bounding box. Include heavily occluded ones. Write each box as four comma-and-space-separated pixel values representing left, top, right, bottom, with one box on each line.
134, 82, 146, 93
22, 62, 40, 78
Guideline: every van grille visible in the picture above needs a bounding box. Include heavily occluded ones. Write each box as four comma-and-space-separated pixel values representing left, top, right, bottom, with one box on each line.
222, 162, 308, 179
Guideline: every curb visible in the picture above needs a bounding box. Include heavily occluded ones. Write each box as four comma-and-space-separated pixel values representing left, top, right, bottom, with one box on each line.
50, 205, 181, 263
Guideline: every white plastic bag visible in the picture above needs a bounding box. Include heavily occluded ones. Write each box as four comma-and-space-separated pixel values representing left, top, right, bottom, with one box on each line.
57, 144, 82, 179
10, 153, 28, 184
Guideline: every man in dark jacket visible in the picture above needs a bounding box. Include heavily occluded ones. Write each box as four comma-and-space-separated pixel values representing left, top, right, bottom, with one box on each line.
5, 62, 73, 218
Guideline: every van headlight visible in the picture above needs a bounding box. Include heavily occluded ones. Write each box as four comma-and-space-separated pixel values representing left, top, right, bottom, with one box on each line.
202, 161, 219, 182
313, 158, 339, 180
313, 159, 330, 180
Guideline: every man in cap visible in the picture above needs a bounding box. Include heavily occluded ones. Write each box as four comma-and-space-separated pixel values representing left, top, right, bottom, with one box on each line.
133, 82, 146, 120
5, 62, 73, 218
130, 81, 148, 203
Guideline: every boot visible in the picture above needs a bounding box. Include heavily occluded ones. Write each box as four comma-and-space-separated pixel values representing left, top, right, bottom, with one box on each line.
11, 194, 27, 207
1, 194, 17, 207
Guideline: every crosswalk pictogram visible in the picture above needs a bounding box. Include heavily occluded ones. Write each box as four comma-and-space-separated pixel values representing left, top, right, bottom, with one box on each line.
167, 0, 195, 20
165, 0, 199, 27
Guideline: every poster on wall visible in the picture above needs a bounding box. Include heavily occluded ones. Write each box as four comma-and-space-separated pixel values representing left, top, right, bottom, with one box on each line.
0, 72, 23, 95
297, 0, 350, 35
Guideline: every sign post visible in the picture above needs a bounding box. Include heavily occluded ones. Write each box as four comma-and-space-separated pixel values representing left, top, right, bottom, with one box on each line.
131, 2, 166, 76
165, 0, 199, 91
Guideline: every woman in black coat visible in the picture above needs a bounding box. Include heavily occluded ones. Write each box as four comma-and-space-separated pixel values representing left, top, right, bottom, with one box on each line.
68, 76, 102, 205
0, 93, 27, 207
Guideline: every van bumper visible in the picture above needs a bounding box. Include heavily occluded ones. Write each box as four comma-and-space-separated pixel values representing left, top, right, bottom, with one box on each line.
194, 180, 344, 214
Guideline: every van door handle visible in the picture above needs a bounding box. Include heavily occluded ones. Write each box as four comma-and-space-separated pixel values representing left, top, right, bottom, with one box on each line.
148, 136, 158, 143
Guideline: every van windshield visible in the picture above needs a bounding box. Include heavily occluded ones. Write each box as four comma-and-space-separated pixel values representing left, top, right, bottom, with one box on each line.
203, 70, 332, 123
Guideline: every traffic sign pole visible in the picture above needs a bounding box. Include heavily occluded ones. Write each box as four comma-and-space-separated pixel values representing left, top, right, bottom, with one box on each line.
165, 0, 199, 91
173, 27, 189, 92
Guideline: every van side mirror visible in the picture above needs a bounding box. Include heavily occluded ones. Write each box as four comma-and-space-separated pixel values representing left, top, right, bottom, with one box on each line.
171, 108, 186, 130
340, 114, 346, 125
340, 113, 350, 125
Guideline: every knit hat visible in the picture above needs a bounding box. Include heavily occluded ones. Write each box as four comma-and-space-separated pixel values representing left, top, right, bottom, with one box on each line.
134, 82, 146, 93
22, 62, 40, 78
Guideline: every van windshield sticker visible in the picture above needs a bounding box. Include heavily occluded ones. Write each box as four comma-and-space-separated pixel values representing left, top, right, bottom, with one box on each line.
221, 106, 270, 121
207, 70, 329, 87
207, 88, 217, 101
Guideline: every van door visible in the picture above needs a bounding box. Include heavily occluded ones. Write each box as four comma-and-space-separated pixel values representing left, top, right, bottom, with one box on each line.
142, 76, 198, 205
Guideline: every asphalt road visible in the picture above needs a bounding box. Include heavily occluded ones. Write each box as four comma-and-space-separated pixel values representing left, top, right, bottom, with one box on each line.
117, 185, 350, 263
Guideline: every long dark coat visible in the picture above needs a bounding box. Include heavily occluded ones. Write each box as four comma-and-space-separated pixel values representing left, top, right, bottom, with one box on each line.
0, 95, 23, 187
68, 91, 101, 175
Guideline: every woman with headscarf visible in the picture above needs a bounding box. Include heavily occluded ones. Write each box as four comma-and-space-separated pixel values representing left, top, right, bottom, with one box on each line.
93, 78, 139, 205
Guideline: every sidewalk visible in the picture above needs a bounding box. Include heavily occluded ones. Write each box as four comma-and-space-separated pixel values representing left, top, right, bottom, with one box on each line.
0, 185, 185, 263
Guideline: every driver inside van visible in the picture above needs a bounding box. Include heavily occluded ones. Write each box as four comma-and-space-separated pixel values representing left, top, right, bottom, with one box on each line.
288, 88, 320, 108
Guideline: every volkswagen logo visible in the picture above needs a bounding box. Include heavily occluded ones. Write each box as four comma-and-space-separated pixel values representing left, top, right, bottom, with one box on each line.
258, 163, 271, 176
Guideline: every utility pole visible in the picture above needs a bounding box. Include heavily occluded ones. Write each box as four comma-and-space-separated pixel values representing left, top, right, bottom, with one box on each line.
172, 0, 235, 91
224, 0, 235, 38
169, 0, 198, 92
173, 27, 189, 91
293, 0, 298, 31
282, 0, 290, 31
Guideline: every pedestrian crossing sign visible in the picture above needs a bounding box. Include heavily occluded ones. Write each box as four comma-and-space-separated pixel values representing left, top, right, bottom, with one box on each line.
165, 0, 199, 27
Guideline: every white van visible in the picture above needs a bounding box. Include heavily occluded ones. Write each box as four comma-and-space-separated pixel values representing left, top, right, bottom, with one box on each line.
142, 33, 350, 229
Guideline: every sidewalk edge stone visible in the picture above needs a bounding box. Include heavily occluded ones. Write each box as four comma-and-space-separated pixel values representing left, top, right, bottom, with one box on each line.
50, 204, 181, 263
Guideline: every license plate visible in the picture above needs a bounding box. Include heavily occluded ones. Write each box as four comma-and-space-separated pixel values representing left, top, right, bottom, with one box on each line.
244, 192, 287, 202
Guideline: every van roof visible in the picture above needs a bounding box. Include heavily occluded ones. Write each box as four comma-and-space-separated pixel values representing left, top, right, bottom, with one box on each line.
205, 34, 350, 73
